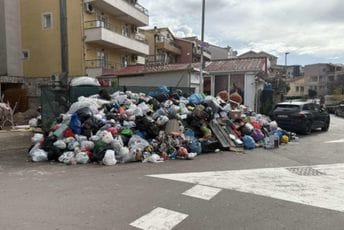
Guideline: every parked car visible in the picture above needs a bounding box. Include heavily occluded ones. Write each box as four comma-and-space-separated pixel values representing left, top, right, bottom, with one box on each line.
271, 101, 330, 134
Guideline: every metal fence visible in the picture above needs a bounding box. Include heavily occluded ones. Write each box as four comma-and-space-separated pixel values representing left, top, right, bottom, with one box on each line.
41, 85, 195, 131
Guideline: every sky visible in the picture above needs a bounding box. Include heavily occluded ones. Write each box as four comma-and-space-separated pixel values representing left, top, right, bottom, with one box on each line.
140, 0, 344, 66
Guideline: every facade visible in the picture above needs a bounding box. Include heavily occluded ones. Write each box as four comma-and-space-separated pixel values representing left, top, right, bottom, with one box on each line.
286, 76, 305, 98
0, 0, 27, 110
20, 0, 149, 81
286, 65, 304, 78
304, 63, 343, 96
182, 36, 212, 62
141, 27, 181, 66
206, 45, 237, 60
115, 63, 203, 92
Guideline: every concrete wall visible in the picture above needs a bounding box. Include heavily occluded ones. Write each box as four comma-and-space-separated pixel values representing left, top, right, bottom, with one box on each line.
118, 71, 190, 88
0, 0, 6, 75
0, 0, 23, 76
207, 45, 229, 60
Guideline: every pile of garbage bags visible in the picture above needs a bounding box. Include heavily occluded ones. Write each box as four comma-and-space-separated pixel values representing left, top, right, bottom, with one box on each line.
28, 86, 297, 166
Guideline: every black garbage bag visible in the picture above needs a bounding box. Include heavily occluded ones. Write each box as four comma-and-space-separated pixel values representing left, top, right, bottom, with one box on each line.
41, 135, 63, 161
200, 139, 222, 153
99, 88, 111, 101
76, 107, 93, 123
91, 141, 112, 162
154, 93, 169, 103
136, 116, 160, 138
81, 116, 102, 138
148, 98, 161, 111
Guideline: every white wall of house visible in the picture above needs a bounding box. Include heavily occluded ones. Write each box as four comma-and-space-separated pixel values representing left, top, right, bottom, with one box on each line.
244, 73, 256, 110
118, 71, 190, 88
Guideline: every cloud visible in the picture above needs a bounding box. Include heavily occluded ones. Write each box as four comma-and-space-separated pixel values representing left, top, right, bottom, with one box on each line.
140, 0, 344, 64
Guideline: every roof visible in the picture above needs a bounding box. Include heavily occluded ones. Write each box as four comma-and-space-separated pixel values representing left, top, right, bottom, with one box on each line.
114, 63, 200, 77
238, 50, 277, 59
205, 57, 267, 73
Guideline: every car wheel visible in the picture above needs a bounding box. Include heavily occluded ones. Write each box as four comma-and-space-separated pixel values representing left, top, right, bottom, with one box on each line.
303, 121, 312, 135
322, 119, 330, 131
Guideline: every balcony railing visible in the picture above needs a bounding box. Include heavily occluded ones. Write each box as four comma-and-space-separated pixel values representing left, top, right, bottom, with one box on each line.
85, 59, 123, 70
133, 2, 149, 16
84, 20, 147, 44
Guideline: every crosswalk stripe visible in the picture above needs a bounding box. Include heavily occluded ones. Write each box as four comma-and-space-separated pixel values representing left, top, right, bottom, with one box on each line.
182, 185, 222, 200
130, 207, 188, 230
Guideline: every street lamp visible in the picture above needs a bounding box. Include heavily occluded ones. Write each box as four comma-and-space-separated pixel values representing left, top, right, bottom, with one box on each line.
154, 26, 158, 62
285, 52, 289, 78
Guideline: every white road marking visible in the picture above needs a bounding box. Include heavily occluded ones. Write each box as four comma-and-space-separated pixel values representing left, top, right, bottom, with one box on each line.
325, 138, 344, 143
182, 185, 222, 200
148, 163, 344, 212
130, 207, 188, 230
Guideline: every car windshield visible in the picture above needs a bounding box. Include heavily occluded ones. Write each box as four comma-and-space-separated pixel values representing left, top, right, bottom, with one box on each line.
274, 104, 301, 112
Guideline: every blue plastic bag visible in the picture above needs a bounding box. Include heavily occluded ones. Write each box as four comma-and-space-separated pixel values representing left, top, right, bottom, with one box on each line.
188, 93, 204, 105
242, 135, 256, 149
159, 85, 170, 94
69, 113, 82, 135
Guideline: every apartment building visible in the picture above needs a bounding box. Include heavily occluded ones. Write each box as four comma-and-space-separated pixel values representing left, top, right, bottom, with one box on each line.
0, 0, 24, 92
20, 0, 149, 83
142, 27, 182, 66
304, 63, 343, 96
206, 45, 237, 60
286, 76, 305, 98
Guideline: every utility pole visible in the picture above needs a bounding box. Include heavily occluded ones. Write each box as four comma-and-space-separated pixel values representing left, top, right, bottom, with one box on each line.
284, 52, 289, 78
199, 0, 205, 93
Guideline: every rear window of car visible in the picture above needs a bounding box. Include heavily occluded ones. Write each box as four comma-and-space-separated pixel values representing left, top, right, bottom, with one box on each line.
274, 104, 301, 112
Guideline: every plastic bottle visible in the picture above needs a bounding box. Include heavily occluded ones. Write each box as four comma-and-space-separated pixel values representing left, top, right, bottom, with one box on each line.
274, 132, 279, 148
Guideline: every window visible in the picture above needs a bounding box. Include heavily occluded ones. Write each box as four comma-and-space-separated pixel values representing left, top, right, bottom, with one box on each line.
22, 50, 30, 60
310, 76, 318, 82
42, 13, 53, 29
296, 86, 299, 92
300, 86, 304, 92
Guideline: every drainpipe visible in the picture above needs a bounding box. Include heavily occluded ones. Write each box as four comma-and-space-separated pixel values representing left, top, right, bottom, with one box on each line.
59, 0, 68, 85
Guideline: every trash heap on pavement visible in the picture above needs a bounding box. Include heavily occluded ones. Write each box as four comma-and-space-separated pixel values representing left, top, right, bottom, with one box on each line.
28, 86, 298, 165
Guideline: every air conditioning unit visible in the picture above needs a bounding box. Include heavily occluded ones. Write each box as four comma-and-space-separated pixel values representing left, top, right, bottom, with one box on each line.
84, 2, 95, 14
51, 74, 60, 82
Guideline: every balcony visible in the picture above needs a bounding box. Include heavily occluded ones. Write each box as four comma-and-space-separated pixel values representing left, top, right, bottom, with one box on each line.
84, 20, 149, 56
156, 38, 181, 55
85, 59, 123, 77
84, 0, 149, 26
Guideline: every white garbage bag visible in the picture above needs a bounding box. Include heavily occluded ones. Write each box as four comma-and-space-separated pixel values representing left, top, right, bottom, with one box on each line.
76, 152, 90, 164
31, 133, 44, 144
103, 150, 117, 166
30, 149, 48, 162
58, 152, 75, 164
53, 140, 67, 149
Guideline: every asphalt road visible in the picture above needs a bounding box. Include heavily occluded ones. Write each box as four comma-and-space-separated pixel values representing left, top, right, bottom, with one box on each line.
1, 115, 344, 230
